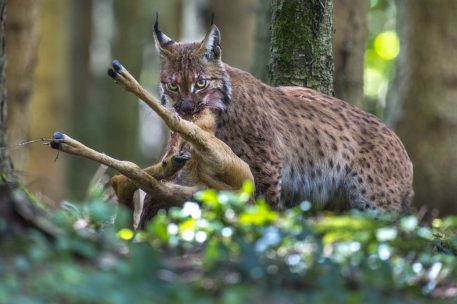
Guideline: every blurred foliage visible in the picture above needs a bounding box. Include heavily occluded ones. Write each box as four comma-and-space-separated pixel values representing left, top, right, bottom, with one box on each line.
364, 0, 398, 118
1, 181, 457, 303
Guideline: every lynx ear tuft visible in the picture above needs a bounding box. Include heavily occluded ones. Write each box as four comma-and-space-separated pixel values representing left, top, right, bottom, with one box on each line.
195, 25, 221, 61
153, 13, 175, 56
210, 12, 215, 26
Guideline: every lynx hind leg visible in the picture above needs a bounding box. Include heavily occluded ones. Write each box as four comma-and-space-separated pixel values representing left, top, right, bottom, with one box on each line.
345, 171, 409, 215
254, 160, 283, 210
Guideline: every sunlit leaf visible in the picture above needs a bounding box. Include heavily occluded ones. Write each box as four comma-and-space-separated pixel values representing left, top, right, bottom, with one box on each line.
376, 227, 398, 241
374, 30, 400, 60
195, 189, 219, 207
240, 180, 254, 195
400, 216, 418, 232
179, 218, 196, 233
146, 211, 169, 241
117, 228, 134, 241
239, 202, 277, 226
364, 67, 386, 97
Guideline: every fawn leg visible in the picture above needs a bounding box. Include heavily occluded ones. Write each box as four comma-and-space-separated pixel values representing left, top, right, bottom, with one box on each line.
111, 150, 191, 209
138, 180, 206, 230
49, 132, 200, 203
108, 60, 211, 151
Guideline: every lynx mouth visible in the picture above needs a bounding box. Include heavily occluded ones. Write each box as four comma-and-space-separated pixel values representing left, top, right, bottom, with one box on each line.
174, 104, 202, 116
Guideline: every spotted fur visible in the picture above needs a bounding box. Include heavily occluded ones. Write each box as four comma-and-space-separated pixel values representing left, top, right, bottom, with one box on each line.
154, 23, 414, 214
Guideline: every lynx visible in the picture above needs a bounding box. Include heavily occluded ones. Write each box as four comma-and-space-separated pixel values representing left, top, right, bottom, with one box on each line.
150, 21, 413, 214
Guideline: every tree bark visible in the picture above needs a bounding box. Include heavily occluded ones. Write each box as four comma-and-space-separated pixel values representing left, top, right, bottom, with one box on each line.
27, 0, 68, 204
268, 0, 334, 95
0, 0, 12, 182
392, 0, 457, 215
332, 0, 368, 108
0, 1, 20, 235
0, 0, 58, 237
5, 0, 40, 173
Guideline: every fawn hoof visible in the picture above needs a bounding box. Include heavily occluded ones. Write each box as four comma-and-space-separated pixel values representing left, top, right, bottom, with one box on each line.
50, 131, 65, 150
112, 59, 123, 72
172, 150, 191, 163
107, 68, 117, 79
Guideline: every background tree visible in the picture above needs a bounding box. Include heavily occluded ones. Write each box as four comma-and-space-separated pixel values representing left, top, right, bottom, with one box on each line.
332, 0, 368, 108
0, 0, 58, 237
392, 0, 457, 215
67, 0, 147, 199
268, 0, 334, 94
203, 0, 257, 71
251, 0, 271, 83
5, 0, 40, 173
66, 0, 94, 200
26, 0, 68, 205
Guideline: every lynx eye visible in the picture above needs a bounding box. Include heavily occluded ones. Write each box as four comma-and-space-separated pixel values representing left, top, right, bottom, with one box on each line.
166, 82, 178, 91
195, 79, 207, 90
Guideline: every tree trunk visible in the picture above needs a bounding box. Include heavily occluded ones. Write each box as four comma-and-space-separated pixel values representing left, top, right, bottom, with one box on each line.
332, 0, 368, 108
102, 0, 144, 158
0, 0, 12, 182
67, 0, 146, 200
0, 0, 58, 237
392, 0, 457, 215
268, 0, 334, 95
26, 0, 68, 204
0, 0, 27, 232
5, 0, 40, 173
67, 0, 95, 199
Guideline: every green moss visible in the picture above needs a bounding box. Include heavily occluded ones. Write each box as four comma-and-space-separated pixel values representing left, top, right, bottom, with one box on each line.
269, 0, 334, 95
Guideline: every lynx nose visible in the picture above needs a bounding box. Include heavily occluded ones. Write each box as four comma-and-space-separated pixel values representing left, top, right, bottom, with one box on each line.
180, 99, 194, 115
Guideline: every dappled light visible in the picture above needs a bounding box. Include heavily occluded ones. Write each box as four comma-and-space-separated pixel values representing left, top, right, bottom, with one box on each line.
374, 31, 400, 60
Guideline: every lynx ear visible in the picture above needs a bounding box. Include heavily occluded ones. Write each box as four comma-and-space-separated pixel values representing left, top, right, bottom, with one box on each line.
153, 13, 175, 57
194, 25, 221, 61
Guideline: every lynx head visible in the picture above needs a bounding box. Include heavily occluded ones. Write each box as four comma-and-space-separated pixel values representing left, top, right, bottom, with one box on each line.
153, 18, 232, 116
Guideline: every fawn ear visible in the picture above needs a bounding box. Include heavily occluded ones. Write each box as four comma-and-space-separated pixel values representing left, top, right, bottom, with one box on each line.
194, 25, 221, 61
153, 13, 174, 57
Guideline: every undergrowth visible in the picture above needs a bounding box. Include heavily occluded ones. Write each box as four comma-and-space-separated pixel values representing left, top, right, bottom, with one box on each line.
1, 181, 456, 303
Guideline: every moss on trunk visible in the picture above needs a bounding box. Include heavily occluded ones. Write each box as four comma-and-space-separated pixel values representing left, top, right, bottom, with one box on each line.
268, 0, 334, 95
0, 0, 14, 183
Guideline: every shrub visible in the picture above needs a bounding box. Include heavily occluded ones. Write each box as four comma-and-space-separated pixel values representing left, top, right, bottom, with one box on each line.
1, 182, 456, 303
